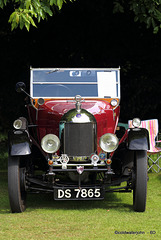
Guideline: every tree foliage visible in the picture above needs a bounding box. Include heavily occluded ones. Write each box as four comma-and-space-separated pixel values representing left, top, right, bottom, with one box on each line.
0, 0, 74, 31
1, 0, 161, 32
114, 0, 161, 33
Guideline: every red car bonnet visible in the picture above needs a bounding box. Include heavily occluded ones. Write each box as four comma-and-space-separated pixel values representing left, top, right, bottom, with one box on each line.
36, 99, 119, 153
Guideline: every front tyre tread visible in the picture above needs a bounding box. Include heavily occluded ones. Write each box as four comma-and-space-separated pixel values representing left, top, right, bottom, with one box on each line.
8, 156, 26, 213
133, 150, 147, 212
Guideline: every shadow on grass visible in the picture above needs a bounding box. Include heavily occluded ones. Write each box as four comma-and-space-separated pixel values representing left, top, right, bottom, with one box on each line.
26, 192, 133, 213
0, 172, 11, 214
0, 138, 8, 170
0, 171, 133, 214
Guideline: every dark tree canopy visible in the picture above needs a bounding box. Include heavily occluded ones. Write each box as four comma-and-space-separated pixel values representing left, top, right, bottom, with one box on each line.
1, 0, 161, 32
0, 0, 161, 131
114, 0, 161, 33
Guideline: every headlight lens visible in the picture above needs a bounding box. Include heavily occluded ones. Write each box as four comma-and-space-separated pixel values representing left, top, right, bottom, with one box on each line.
13, 119, 23, 129
132, 118, 141, 128
41, 134, 60, 153
99, 133, 119, 153
110, 99, 118, 107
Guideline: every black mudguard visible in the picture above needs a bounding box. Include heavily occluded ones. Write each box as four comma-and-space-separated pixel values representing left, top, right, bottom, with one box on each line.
8, 130, 31, 156
127, 128, 150, 150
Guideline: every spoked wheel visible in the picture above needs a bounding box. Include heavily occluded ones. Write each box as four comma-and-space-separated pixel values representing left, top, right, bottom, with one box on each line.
133, 150, 147, 212
8, 156, 27, 213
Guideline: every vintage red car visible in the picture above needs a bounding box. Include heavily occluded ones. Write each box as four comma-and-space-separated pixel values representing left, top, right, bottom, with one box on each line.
8, 68, 149, 213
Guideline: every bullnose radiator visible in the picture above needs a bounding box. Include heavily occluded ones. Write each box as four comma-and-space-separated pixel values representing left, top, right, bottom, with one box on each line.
64, 122, 96, 156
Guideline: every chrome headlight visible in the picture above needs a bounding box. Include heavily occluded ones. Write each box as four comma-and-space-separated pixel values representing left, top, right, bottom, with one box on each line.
13, 119, 23, 129
99, 133, 119, 153
41, 134, 60, 153
110, 99, 118, 107
132, 118, 141, 128
13, 117, 28, 130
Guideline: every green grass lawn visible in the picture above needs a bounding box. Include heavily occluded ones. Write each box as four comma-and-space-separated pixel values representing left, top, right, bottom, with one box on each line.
0, 171, 161, 240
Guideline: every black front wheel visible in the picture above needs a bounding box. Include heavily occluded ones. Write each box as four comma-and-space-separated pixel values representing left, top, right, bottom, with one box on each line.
8, 156, 27, 213
133, 150, 147, 212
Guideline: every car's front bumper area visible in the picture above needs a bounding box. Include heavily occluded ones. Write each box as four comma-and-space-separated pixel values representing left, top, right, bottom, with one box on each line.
25, 165, 133, 200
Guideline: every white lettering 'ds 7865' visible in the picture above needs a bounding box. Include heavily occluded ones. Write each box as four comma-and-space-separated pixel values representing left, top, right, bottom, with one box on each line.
57, 188, 101, 199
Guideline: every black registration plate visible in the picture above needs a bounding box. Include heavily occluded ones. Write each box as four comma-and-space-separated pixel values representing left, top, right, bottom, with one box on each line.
54, 187, 104, 200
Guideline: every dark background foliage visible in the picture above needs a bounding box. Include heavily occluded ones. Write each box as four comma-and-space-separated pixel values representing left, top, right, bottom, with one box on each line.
1, 0, 161, 131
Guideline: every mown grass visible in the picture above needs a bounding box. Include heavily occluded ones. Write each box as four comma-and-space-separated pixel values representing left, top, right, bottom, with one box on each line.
0, 171, 161, 240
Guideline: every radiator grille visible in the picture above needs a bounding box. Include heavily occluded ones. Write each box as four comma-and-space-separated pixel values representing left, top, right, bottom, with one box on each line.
64, 123, 96, 156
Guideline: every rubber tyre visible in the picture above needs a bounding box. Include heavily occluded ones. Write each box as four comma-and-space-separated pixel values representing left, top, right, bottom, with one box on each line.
133, 150, 147, 212
8, 156, 26, 213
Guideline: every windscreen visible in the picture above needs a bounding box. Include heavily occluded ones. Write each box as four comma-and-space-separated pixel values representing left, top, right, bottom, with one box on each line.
31, 69, 120, 98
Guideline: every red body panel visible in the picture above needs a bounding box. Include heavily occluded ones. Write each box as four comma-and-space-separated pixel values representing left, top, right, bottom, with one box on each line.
29, 100, 120, 153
